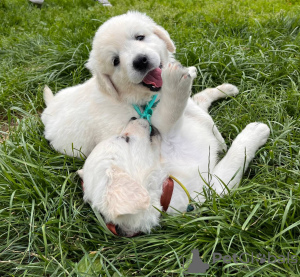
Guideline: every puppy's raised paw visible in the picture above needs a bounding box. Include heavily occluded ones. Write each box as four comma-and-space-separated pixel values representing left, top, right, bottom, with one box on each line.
162, 62, 194, 96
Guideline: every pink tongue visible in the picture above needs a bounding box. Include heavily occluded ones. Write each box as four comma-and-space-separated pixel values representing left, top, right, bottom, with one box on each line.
142, 68, 162, 88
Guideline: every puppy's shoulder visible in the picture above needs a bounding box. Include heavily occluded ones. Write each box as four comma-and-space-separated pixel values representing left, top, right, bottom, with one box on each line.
48, 77, 100, 103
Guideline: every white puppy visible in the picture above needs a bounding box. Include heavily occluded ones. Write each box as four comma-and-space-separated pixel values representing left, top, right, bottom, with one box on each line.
78, 118, 166, 236
79, 63, 270, 236
41, 12, 270, 236
41, 11, 177, 157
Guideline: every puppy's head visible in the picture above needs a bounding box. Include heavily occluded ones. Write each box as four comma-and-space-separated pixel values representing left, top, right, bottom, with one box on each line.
86, 11, 176, 104
79, 119, 167, 236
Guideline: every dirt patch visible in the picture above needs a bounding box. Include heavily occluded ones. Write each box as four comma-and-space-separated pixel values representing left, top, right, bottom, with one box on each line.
0, 122, 9, 143
0, 115, 19, 143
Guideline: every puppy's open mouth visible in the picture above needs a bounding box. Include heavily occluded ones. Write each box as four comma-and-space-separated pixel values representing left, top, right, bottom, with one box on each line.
141, 64, 163, 92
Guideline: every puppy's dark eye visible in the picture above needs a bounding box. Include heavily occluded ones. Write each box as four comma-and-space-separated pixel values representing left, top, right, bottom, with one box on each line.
125, 136, 130, 143
113, 56, 120, 66
135, 35, 145, 41
130, 117, 137, 121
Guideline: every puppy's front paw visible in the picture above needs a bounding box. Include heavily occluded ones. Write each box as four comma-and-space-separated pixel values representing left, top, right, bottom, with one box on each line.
162, 62, 195, 97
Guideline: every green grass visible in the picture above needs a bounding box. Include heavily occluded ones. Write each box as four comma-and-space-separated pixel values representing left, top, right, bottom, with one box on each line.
0, 0, 300, 276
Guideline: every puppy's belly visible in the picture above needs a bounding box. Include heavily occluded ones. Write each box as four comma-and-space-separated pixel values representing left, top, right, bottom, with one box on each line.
161, 119, 220, 168
161, 117, 222, 209
167, 169, 207, 213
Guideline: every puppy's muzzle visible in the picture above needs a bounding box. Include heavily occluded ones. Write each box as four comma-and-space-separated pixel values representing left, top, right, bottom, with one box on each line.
133, 54, 149, 72
129, 118, 160, 138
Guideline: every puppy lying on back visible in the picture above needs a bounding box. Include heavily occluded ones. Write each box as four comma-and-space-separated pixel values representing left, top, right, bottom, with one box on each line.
78, 118, 166, 236
78, 63, 270, 236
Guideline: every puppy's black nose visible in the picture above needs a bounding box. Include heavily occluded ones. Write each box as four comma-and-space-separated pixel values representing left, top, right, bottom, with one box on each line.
133, 55, 148, 71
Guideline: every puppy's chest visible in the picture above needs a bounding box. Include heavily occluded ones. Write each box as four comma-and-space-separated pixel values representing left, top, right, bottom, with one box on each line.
92, 102, 138, 139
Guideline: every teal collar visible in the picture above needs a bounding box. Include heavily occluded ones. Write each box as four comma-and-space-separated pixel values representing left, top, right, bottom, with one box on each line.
132, 94, 160, 132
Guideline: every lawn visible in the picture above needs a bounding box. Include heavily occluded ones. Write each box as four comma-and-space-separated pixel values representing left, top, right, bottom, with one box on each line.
0, 0, 300, 276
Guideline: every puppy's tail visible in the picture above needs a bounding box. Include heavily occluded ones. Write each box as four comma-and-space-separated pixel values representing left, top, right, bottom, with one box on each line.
43, 85, 54, 106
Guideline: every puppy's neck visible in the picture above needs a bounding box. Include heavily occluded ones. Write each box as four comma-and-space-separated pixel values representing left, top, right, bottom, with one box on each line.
121, 91, 159, 106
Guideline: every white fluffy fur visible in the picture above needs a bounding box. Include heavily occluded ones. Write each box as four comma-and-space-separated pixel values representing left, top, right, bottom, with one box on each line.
42, 12, 270, 236
78, 119, 166, 236
79, 78, 270, 236
41, 11, 176, 157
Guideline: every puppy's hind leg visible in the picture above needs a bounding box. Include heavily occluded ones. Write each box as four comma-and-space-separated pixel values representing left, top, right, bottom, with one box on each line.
209, 122, 270, 195
192, 84, 239, 112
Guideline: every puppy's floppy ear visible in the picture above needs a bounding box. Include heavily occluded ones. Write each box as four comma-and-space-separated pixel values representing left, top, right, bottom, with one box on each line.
86, 58, 119, 99
96, 73, 119, 99
106, 166, 150, 219
154, 26, 176, 53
